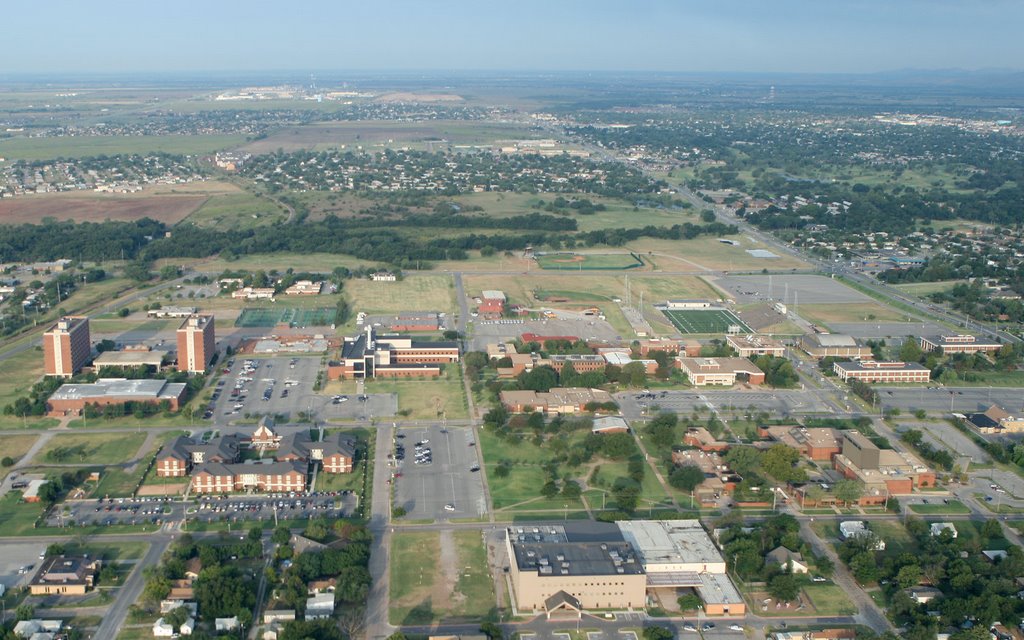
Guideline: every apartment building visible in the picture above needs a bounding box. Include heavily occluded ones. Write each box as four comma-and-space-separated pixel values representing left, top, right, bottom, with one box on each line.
176, 315, 216, 374
43, 316, 91, 377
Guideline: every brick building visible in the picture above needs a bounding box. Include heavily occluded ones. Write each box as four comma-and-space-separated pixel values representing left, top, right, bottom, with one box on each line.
47, 378, 187, 416
833, 360, 931, 384
758, 426, 841, 461
327, 326, 458, 379
500, 387, 613, 414
176, 315, 216, 374
676, 357, 765, 387
43, 316, 91, 377
191, 461, 307, 494
919, 334, 1002, 355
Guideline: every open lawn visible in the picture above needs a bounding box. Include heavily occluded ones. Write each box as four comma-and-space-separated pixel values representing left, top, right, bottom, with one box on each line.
590, 460, 671, 507
362, 371, 467, 420
449, 530, 496, 619
0, 347, 46, 409
626, 236, 809, 271
462, 273, 717, 309
0, 434, 40, 468
803, 584, 857, 616
536, 252, 644, 271
909, 500, 970, 515
345, 275, 456, 314
893, 280, 970, 297
389, 531, 441, 625
0, 192, 209, 226
0, 134, 247, 161
797, 302, 911, 326
94, 465, 150, 498
239, 119, 541, 154
0, 491, 45, 536
185, 192, 287, 229
172, 252, 375, 275
452, 192, 698, 234
39, 432, 148, 464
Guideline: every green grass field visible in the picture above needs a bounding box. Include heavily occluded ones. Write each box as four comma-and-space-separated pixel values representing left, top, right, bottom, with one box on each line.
803, 584, 856, 615
38, 432, 148, 465
235, 307, 335, 328
0, 348, 46, 411
344, 275, 456, 315
0, 492, 46, 536
909, 500, 971, 515
185, 192, 286, 229
389, 531, 441, 625
662, 308, 752, 334
449, 530, 496, 619
0, 134, 247, 161
1, 435, 40, 468
536, 252, 644, 270
361, 370, 467, 420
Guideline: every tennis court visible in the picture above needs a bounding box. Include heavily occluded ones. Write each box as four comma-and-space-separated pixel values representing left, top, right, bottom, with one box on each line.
662, 308, 752, 334
235, 307, 335, 328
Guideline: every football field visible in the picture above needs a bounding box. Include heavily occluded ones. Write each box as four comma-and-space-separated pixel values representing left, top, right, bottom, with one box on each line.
661, 308, 752, 334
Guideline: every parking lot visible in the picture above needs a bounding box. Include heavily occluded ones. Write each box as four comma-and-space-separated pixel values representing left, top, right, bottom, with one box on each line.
205, 356, 396, 425
50, 492, 358, 528
392, 425, 487, 520
879, 386, 1024, 415
468, 315, 622, 352
0, 541, 47, 592
617, 389, 832, 419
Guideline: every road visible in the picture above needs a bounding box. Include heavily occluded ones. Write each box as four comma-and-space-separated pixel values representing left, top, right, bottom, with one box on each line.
365, 422, 396, 640
93, 534, 172, 640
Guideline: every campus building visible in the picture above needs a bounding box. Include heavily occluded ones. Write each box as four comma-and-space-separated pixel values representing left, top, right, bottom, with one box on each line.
176, 314, 216, 374
833, 360, 931, 384
43, 316, 91, 377
505, 520, 744, 616
499, 387, 614, 414
670, 449, 740, 504
965, 405, 1024, 435
93, 348, 169, 370
284, 280, 323, 295
47, 378, 187, 416
29, 556, 100, 595
833, 431, 935, 498
758, 426, 842, 461
327, 326, 458, 379
156, 435, 242, 477
675, 357, 765, 387
548, 354, 608, 374
919, 334, 1002, 355
682, 427, 730, 453
191, 460, 308, 494
800, 334, 873, 359
726, 334, 785, 358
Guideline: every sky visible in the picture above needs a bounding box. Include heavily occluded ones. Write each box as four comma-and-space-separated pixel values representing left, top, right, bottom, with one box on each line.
1, 0, 1021, 75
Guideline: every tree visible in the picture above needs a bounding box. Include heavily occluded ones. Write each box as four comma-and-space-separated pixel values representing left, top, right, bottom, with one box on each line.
724, 446, 760, 476
15, 604, 34, 621
541, 481, 559, 499
762, 444, 806, 483
611, 477, 641, 512
895, 564, 922, 589
767, 573, 800, 602
642, 626, 674, 640
163, 605, 190, 630
517, 365, 558, 392
561, 480, 582, 500
834, 479, 864, 506
272, 526, 292, 545
621, 361, 648, 388
480, 622, 504, 640
899, 337, 924, 363
668, 465, 706, 492
646, 412, 678, 449
677, 593, 702, 611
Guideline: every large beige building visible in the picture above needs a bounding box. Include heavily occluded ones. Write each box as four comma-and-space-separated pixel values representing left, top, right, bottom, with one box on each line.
43, 316, 91, 377
676, 357, 765, 386
499, 387, 614, 414
506, 524, 647, 612
800, 334, 873, 359
505, 520, 744, 616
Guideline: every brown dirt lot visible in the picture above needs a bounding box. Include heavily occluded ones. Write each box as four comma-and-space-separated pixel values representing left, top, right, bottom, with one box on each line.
0, 193, 209, 225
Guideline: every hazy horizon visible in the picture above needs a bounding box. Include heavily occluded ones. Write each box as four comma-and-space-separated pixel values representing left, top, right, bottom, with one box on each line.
2, 0, 1022, 76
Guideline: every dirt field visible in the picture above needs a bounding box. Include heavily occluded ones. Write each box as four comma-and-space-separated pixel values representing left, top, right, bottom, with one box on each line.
0, 192, 209, 225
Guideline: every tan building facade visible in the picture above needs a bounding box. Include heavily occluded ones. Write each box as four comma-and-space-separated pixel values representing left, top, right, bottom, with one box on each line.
177, 315, 216, 374
43, 316, 91, 377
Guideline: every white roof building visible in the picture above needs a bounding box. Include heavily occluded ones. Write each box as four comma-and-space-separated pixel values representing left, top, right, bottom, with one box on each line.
305, 592, 335, 620
838, 520, 886, 550
930, 522, 958, 538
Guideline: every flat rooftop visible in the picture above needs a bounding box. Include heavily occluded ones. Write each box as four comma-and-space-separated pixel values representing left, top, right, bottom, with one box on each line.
616, 520, 724, 567
93, 350, 168, 367
50, 378, 185, 401
510, 539, 644, 577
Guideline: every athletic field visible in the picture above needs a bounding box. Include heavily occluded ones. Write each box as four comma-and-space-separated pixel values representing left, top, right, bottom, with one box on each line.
235, 307, 335, 328
536, 252, 643, 270
661, 308, 752, 334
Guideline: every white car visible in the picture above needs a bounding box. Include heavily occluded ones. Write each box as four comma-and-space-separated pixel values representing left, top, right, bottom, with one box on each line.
729, 625, 744, 632
444, 504, 455, 512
